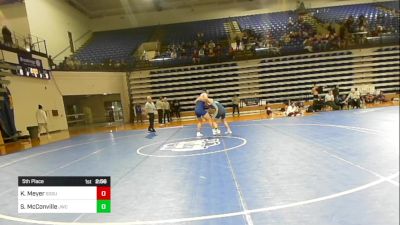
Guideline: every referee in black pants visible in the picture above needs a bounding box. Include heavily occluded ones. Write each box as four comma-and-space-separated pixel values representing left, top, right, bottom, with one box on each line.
145, 96, 156, 132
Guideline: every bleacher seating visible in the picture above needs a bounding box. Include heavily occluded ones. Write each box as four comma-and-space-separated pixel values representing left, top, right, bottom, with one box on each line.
75, 27, 155, 64
163, 19, 228, 44
128, 46, 399, 111
233, 11, 299, 39
311, 3, 399, 31
380, 1, 400, 11
72, 1, 399, 69
371, 46, 399, 92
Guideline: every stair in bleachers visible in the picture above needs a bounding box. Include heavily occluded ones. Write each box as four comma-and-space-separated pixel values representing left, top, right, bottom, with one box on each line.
129, 71, 152, 103
150, 26, 167, 42
303, 13, 327, 35
225, 21, 242, 42
237, 64, 261, 105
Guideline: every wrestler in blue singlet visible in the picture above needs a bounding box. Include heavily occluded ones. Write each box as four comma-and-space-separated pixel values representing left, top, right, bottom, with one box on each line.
195, 100, 207, 118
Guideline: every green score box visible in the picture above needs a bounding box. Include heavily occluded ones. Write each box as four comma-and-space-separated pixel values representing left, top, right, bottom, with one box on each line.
97, 200, 111, 213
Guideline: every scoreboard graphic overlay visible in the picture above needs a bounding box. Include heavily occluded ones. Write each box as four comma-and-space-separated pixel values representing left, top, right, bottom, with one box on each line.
18, 177, 111, 213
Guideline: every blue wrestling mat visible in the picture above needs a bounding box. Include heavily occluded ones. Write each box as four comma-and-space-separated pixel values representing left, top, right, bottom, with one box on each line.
0, 106, 398, 225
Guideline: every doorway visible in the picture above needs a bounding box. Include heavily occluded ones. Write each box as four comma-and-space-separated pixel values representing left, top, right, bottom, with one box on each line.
63, 94, 123, 127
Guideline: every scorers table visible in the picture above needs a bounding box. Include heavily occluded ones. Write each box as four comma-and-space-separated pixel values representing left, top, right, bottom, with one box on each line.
18, 176, 111, 213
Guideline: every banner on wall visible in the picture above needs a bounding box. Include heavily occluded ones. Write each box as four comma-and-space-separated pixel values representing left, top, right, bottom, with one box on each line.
14, 53, 51, 80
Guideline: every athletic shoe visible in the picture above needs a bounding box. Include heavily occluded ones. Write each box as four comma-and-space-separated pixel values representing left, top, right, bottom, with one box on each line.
196, 132, 203, 137
151, 129, 156, 132
225, 131, 232, 135
212, 129, 220, 135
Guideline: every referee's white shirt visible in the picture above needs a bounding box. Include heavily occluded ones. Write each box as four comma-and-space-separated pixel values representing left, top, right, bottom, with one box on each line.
145, 102, 156, 114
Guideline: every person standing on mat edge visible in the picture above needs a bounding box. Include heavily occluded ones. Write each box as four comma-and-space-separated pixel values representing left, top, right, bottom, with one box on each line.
155, 97, 164, 126
195, 90, 219, 137
232, 94, 240, 116
163, 97, 171, 123
36, 105, 50, 138
145, 96, 156, 132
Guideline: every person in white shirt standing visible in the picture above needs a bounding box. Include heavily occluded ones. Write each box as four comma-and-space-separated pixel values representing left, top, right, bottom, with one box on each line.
145, 96, 156, 132
163, 97, 171, 123
36, 105, 50, 137
155, 97, 164, 125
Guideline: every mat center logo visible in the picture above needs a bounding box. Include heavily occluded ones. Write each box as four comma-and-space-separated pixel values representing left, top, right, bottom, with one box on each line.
160, 138, 221, 152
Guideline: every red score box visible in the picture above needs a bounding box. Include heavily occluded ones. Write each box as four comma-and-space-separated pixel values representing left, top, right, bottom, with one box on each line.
97, 186, 111, 200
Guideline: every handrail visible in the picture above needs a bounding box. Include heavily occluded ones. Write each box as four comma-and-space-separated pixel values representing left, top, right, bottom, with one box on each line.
53, 30, 92, 60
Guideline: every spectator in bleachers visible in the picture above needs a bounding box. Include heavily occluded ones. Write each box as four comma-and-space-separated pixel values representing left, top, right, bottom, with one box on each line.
197, 32, 205, 46
156, 97, 164, 125
235, 36, 241, 51
208, 40, 216, 50
327, 23, 335, 36
288, 17, 294, 27
304, 38, 313, 52
171, 50, 177, 59
215, 44, 222, 58
324, 90, 340, 110
199, 47, 205, 57
192, 49, 200, 64
357, 14, 368, 32
242, 32, 249, 46
208, 46, 215, 57
180, 46, 187, 58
